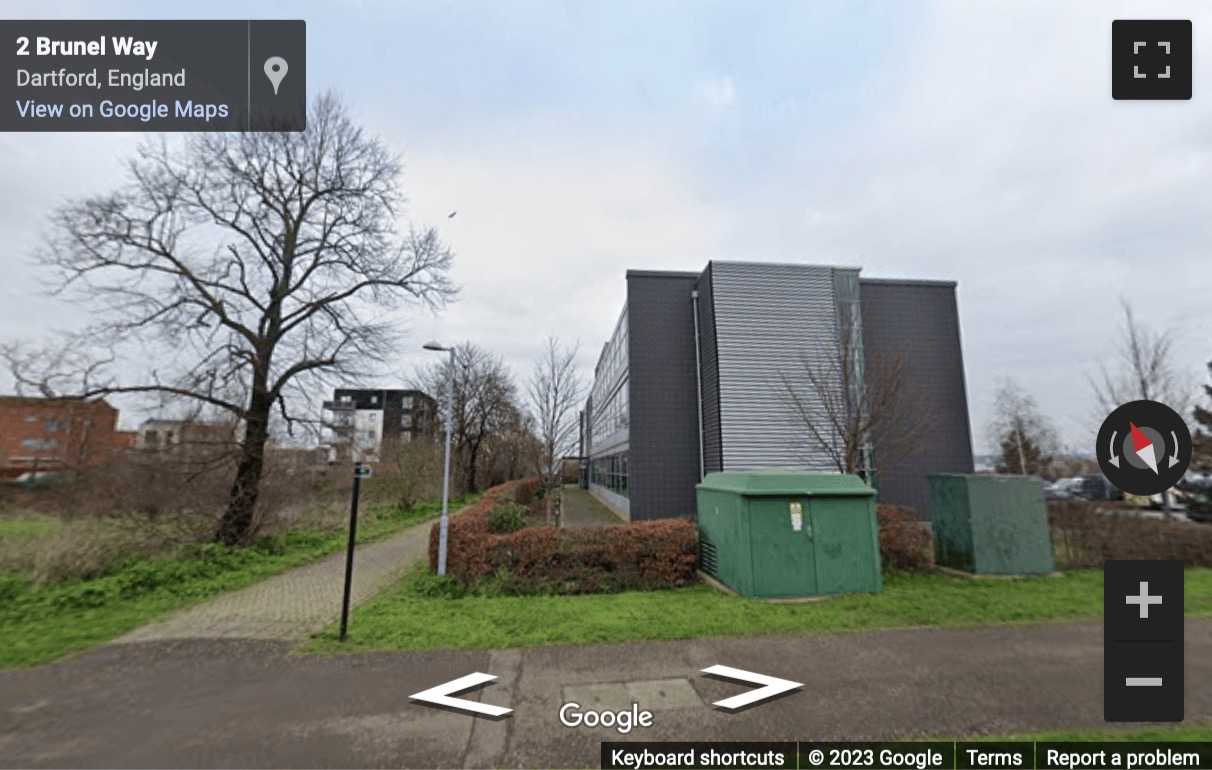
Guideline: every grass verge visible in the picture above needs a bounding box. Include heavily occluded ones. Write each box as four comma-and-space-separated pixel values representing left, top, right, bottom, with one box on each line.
305, 566, 1212, 654
0, 494, 476, 669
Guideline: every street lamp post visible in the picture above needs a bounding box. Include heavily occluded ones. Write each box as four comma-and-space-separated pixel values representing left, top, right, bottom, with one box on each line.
424, 341, 456, 576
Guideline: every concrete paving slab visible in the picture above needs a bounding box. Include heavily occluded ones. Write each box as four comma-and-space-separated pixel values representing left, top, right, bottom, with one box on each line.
624, 678, 702, 711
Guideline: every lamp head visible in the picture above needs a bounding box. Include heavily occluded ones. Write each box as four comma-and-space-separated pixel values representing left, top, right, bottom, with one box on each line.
423, 341, 448, 352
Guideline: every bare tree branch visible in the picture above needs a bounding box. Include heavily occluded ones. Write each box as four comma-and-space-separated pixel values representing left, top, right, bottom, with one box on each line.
779, 312, 936, 480
5, 92, 457, 545
527, 337, 585, 525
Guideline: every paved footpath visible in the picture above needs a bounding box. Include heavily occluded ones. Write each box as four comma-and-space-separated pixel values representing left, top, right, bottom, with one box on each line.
118, 514, 437, 643
2, 617, 1211, 768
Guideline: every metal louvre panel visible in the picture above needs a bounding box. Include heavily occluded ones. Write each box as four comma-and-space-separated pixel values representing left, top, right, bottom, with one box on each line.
711, 262, 844, 471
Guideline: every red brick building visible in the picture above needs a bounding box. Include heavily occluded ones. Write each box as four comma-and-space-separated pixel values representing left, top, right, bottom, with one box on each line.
0, 397, 131, 481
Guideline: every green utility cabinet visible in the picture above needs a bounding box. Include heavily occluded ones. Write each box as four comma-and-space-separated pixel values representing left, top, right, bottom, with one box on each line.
929, 474, 1055, 575
696, 470, 882, 599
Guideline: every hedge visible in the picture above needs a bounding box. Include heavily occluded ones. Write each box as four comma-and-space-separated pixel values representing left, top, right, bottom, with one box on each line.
428, 479, 699, 594
1050, 500, 1212, 568
876, 503, 934, 572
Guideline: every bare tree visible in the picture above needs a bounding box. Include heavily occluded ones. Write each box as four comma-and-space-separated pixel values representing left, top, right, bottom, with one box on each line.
421, 343, 519, 493
779, 327, 935, 481
1091, 300, 1192, 413
3, 93, 456, 545
1089, 300, 1194, 511
480, 406, 542, 489
988, 378, 1058, 477
527, 337, 584, 525
378, 437, 444, 511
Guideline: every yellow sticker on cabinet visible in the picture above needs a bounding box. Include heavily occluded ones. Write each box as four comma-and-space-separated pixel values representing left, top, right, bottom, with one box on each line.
790, 501, 803, 531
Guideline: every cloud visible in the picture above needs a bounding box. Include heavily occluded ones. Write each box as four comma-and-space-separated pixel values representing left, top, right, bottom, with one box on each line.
382, 133, 736, 391
709, 0, 1212, 451
698, 76, 736, 109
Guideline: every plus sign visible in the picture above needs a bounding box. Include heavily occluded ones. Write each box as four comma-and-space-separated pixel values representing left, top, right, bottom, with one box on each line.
1127, 581, 1163, 619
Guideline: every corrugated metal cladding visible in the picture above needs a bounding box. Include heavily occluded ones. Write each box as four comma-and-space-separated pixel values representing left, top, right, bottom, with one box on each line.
694, 265, 723, 475
858, 279, 975, 519
626, 272, 702, 520
709, 262, 845, 471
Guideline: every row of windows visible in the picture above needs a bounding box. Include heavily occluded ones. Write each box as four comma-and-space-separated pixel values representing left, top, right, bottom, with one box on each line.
22, 415, 61, 431
20, 437, 58, 451
590, 378, 628, 444
590, 451, 629, 498
589, 309, 628, 406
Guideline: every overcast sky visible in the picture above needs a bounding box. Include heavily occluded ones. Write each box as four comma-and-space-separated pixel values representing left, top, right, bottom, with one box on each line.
2, 0, 1210, 454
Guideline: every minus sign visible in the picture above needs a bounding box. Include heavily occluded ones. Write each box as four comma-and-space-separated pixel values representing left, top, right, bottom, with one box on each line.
1126, 678, 1163, 686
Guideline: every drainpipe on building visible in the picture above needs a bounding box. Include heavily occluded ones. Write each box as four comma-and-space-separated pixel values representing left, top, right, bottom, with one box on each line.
691, 290, 705, 482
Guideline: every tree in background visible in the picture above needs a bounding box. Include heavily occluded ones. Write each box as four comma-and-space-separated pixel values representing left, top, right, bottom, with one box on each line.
378, 437, 445, 511
989, 378, 1058, 477
2, 93, 456, 545
421, 343, 520, 493
1089, 300, 1194, 509
527, 337, 584, 525
1091, 300, 1192, 414
480, 406, 542, 489
1194, 360, 1212, 471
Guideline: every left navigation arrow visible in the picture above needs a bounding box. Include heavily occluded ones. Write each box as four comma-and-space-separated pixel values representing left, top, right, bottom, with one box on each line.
409, 672, 512, 717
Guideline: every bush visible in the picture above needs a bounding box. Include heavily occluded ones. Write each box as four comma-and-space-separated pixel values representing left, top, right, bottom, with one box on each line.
513, 478, 543, 507
1049, 500, 1212, 568
488, 502, 528, 534
429, 480, 699, 594
876, 504, 934, 572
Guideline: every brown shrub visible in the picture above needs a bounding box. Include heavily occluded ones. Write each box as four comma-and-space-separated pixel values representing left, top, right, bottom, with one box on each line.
1049, 500, 1212, 568
429, 480, 699, 593
6, 449, 328, 543
876, 504, 934, 572
513, 477, 543, 506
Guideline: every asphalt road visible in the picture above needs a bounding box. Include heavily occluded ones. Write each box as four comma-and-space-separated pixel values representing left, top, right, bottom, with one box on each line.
3, 619, 1210, 769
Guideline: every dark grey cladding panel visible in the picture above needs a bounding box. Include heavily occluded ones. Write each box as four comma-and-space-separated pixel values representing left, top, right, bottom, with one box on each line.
858, 279, 975, 519
627, 272, 701, 520
695, 265, 723, 475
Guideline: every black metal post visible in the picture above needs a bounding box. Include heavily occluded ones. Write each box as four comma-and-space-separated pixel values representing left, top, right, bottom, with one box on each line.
338, 462, 363, 642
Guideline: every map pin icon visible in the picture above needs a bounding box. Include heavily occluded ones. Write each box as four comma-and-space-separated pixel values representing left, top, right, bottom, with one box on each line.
264, 57, 288, 95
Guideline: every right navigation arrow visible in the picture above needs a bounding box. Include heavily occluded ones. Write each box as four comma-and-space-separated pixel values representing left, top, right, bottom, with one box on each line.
701, 664, 802, 710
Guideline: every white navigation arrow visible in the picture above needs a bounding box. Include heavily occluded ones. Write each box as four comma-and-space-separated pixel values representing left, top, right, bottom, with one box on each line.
1169, 431, 1181, 468
1109, 431, 1120, 468
409, 672, 512, 717
702, 665, 802, 711
1137, 442, 1160, 474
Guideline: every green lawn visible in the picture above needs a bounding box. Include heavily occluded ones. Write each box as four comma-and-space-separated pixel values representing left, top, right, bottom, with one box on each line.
305, 566, 1212, 654
0, 495, 476, 669
0, 515, 62, 540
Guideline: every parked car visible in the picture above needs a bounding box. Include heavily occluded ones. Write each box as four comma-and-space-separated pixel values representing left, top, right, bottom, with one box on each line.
1179, 474, 1212, 522
1045, 474, 1122, 502
12, 471, 59, 487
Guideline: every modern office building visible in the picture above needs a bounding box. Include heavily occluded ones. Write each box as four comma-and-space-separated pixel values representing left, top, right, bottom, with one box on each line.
583, 261, 974, 521
321, 389, 438, 464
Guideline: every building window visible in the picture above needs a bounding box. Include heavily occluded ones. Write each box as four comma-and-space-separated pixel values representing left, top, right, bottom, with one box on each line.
24, 414, 37, 423
20, 437, 40, 450
45, 418, 59, 432
590, 450, 629, 498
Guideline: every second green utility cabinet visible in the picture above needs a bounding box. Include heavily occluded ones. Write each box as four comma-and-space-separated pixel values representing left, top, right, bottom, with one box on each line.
696, 470, 882, 599
929, 474, 1056, 575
